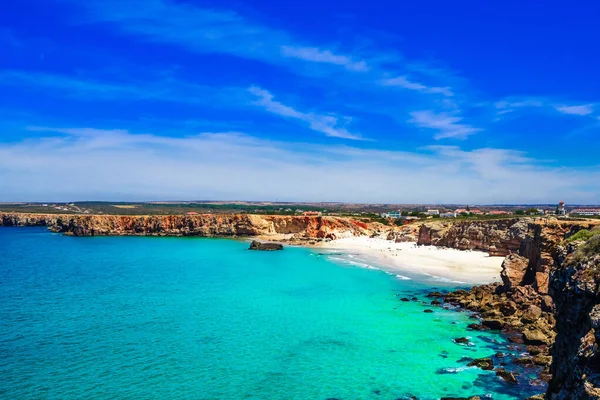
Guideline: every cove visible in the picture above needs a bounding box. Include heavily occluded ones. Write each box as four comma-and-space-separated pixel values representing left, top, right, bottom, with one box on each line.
0, 228, 542, 399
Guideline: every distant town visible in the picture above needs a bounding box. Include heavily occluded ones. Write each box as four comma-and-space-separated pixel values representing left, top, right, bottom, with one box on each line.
0, 200, 599, 221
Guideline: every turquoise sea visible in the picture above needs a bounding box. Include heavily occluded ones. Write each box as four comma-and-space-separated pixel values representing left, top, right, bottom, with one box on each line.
0, 228, 544, 399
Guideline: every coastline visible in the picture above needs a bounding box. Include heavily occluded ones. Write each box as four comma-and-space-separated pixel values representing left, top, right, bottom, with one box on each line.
312, 236, 504, 286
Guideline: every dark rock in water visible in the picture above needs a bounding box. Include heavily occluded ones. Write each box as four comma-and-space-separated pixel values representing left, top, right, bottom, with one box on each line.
482, 318, 504, 330
457, 356, 473, 363
522, 329, 549, 345
525, 395, 544, 400
411, 297, 419, 301
440, 396, 481, 400
533, 355, 552, 366
513, 357, 534, 366
527, 345, 543, 355
495, 368, 518, 384
427, 291, 444, 297
248, 240, 283, 251
372, 389, 381, 395
423, 309, 434, 313
453, 337, 470, 345
467, 323, 488, 331
468, 357, 494, 370
506, 334, 524, 344
495, 352, 506, 358
431, 299, 442, 305
400, 297, 410, 302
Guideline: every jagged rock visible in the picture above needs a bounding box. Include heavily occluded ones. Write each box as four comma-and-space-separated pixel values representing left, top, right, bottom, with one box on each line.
427, 291, 444, 297
547, 235, 600, 399
249, 241, 284, 251
467, 323, 489, 331
521, 305, 543, 323
513, 357, 534, 366
533, 355, 552, 366
468, 358, 494, 370
482, 318, 505, 330
496, 368, 518, 384
501, 254, 530, 290
541, 295, 554, 312
523, 329, 550, 345
453, 337, 470, 345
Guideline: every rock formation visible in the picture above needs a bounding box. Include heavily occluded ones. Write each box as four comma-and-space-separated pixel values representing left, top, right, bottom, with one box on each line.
547, 235, 600, 399
419, 218, 600, 397
248, 240, 283, 251
0, 212, 392, 241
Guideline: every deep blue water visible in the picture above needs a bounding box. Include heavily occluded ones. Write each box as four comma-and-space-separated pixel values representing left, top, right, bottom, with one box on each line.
0, 228, 544, 399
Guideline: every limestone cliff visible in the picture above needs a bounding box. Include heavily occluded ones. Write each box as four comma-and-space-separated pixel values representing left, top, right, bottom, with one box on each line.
0, 212, 387, 240
418, 218, 598, 294
547, 235, 600, 399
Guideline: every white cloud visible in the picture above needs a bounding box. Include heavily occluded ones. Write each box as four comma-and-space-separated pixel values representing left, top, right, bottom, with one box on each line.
555, 104, 594, 116
280, 46, 368, 72
409, 110, 481, 140
381, 76, 453, 97
1, 128, 598, 204
248, 86, 362, 140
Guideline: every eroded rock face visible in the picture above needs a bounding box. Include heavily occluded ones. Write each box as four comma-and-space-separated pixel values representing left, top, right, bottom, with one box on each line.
248, 240, 283, 251
501, 254, 530, 290
547, 237, 600, 399
0, 212, 387, 240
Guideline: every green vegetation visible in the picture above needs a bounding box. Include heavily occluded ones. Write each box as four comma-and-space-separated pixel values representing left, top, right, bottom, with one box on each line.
571, 234, 600, 265
566, 229, 598, 243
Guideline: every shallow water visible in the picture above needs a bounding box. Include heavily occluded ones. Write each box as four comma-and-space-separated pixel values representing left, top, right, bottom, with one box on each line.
0, 228, 544, 399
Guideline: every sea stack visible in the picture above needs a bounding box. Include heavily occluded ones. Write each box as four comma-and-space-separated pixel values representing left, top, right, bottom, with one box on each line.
248, 240, 284, 251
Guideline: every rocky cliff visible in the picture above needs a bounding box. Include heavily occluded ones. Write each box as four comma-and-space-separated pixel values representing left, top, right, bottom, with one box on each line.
0, 212, 388, 240
417, 218, 600, 395
417, 218, 598, 294
547, 235, 600, 399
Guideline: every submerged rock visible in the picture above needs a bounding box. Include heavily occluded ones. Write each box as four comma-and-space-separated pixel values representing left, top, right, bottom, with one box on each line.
495, 368, 518, 384
467, 357, 494, 370
248, 240, 284, 251
453, 337, 470, 345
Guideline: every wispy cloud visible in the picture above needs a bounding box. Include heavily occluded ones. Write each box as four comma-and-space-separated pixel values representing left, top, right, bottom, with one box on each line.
409, 110, 481, 140
381, 76, 453, 97
1, 127, 597, 203
280, 46, 369, 72
248, 86, 362, 140
495, 97, 597, 119
73, 0, 367, 77
555, 104, 594, 116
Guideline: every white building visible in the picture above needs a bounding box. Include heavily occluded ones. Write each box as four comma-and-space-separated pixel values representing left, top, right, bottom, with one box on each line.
427, 209, 440, 215
440, 212, 456, 218
570, 209, 600, 216
382, 211, 402, 218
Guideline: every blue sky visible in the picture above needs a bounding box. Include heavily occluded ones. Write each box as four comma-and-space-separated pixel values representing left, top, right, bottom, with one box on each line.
1, 0, 599, 203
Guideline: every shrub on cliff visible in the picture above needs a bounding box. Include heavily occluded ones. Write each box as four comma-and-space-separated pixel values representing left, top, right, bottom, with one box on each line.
566, 229, 596, 243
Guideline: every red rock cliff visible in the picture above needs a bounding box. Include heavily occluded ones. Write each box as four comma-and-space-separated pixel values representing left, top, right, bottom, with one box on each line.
0, 212, 387, 240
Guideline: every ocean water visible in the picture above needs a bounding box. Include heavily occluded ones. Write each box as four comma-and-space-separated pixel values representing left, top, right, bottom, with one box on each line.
0, 228, 545, 400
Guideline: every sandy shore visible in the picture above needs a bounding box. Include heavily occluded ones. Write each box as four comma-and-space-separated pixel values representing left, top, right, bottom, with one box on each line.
317, 237, 504, 285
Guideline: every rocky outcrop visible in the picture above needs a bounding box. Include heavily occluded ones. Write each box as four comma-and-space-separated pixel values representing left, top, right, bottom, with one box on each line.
425, 218, 600, 396
0, 212, 392, 241
547, 236, 600, 399
419, 218, 598, 295
248, 240, 283, 251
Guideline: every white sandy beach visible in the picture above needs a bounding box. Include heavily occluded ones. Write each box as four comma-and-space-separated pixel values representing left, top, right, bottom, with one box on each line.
318, 237, 504, 285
